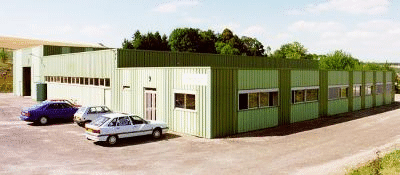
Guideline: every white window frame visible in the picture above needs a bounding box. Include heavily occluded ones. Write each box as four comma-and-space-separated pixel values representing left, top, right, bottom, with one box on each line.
365, 83, 373, 96
173, 90, 197, 112
291, 86, 319, 104
353, 84, 362, 97
238, 89, 279, 111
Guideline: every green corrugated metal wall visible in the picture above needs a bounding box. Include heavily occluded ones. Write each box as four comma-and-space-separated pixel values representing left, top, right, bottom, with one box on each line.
279, 69, 291, 125
211, 68, 237, 138
117, 49, 319, 69
385, 72, 393, 104
365, 72, 373, 108
353, 71, 362, 111
237, 69, 279, 133
290, 70, 319, 123
327, 71, 349, 116
376, 72, 383, 106
43, 49, 114, 78
43, 45, 106, 56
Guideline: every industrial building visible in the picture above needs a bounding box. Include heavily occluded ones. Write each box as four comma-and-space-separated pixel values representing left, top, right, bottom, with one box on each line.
13, 45, 395, 138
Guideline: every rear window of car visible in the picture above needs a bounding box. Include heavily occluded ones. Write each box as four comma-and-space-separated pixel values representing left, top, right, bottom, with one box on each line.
90, 116, 110, 127
76, 107, 87, 114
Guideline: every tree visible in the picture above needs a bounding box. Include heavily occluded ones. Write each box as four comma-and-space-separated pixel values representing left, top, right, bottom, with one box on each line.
0, 49, 10, 65
169, 28, 202, 52
273, 41, 309, 59
241, 36, 265, 56
319, 50, 360, 70
198, 30, 217, 53
122, 30, 170, 51
215, 28, 246, 55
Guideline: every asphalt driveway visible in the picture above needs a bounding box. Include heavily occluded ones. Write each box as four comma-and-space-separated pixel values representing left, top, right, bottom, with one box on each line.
1, 93, 400, 175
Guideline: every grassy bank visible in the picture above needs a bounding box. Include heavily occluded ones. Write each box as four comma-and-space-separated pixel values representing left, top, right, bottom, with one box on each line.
347, 150, 400, 174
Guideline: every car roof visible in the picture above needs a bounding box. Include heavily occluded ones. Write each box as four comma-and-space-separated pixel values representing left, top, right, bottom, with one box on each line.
82, 105, 109, 108
102, 112, 133, 118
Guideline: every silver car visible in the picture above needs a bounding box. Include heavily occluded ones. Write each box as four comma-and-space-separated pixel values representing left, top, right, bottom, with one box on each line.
73, 106, 112, 126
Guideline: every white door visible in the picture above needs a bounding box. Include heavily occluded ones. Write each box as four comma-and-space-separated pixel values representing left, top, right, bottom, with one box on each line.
144, 90, 156, 120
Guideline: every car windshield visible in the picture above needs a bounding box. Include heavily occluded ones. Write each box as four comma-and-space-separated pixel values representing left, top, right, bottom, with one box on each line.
90, 116, 110, 127
75, 107, 87, 114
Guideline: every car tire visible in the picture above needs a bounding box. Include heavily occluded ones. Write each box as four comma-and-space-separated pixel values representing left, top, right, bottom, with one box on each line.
107, 135, 118, 145
39, 116, 48, 125
152, 128, 162, 139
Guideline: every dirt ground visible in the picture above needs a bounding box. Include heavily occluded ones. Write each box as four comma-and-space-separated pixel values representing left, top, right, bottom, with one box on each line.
1, 93, 400, 175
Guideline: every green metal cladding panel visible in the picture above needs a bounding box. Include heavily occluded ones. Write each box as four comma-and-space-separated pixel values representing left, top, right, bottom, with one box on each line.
279, 69, 291, 125
328, 71, 349, 85
365, 72, 373, 83
237, 108, 278, 133
376, 72, 383, 83
43, 49, 114, 78
328, 99, 348, 116
353, 97, 362, 111
376, 94, 384, 106
353, 71, 362, 84
238, 69, 278, 89
43, 45, 106, 56
211, 68, 238, 138
290, 102, 319, 123
386, 72, 392, 82
113, 67, 212, 138
117, 49, 319, 69
291, 70, 319, 87
385, 93, 392, 104
365, 96, 373, 108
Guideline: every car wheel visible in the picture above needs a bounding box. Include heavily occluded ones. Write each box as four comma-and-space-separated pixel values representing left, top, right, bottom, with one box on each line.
39, 116, 48, 125
152, 128, 162, 139
107, 135, 118, 145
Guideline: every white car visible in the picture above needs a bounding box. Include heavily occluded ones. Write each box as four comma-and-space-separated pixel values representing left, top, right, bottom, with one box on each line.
74, 106, 112, 126
85, 113, 169, 145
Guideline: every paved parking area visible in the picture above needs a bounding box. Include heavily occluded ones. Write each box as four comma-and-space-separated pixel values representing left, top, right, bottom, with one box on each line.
1, 93, 400, 175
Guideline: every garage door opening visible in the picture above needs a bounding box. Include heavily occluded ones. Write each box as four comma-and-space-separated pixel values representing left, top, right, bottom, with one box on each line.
22, 67, 31, 96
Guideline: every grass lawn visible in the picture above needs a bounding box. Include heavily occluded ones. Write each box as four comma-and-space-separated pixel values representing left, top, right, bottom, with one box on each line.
347, 150, 400, 175
0, 64, 12, 93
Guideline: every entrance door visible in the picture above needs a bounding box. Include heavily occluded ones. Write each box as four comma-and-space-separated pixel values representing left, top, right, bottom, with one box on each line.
144, 89, 156, 120
22, 67, 31, 96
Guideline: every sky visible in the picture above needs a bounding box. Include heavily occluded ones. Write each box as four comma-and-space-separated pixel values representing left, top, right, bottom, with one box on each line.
1, 0, 400, 63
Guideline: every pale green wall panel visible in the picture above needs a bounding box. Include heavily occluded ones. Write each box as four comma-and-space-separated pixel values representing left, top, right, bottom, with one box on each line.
291, 102, 319, 123
328, 99, 348, 116
353, 97, 362, 111
365, 72, 373, 83
376, 71, 383, 83
328, 71, 349, 85
353, 71, 362, 84
376, 94, 383, 106
385, 93, 392, 104
365, 96, 373, 108
291, 70, 319, 87
238, 108, 278, 133
386, 72, 392, 82
238, 69, 278, 89
43, 49, 114, 78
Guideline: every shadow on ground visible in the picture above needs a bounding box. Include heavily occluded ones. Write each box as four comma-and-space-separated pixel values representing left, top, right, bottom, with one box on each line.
95, 133, 181, 147
27, 119, 74, 126
229, 102, 400, 138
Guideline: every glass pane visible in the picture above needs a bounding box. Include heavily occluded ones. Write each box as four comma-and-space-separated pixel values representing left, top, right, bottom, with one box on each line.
248, 93, 258, 108
239, 94, 248, 110
186, 94, 195, 110
174, 93, 185, 108
270, 92, 279, 107
329, 87, 340, 100
341, 87, 348, 98
376, 85, 383, 94
306, 89, 318, 101
366, 86, 372, 95
294, 90, 305, 103
387, 84, 392, 93
259, 92, 269, 107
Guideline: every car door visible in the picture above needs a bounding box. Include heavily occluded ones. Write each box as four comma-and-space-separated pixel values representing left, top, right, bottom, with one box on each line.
130, 116, 153, 136
60, 103, 77, 119
45, 103, 61, 119
115, 116, 134, 138
86, 107, 98, 121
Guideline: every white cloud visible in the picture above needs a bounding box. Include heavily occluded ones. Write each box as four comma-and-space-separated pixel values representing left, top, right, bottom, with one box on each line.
289, 21, 346, 33
306, 0, 390, 15
154, 0, 199, 13
242, 25, 266, 37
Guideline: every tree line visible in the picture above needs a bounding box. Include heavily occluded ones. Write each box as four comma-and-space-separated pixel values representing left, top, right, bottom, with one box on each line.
121, 27, 395, 71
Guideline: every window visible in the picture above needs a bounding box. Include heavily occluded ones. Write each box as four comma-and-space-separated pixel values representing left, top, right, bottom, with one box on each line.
80, 77, 84, 85
292, 87, 319, 104
366, 85, 372, 96
376, 84, 383, 94
387, 83, 392, 93
105, 78, 110, 87
174, 93, 196, 110
100, 78, 105, 86
84, 78, 89, 85
328, 86, 348, 100
68, 77, 72, 84
94, 78, 99, 86
117, 117, 132, 126
353, 85, 361, 97
238, 89, 279, 110
130, 116, 144, 125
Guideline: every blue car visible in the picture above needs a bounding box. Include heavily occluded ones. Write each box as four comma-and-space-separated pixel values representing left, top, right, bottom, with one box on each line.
20, 101, 79, 125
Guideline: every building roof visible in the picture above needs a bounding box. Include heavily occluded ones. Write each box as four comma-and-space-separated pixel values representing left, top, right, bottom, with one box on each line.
0, 36, 107, 50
